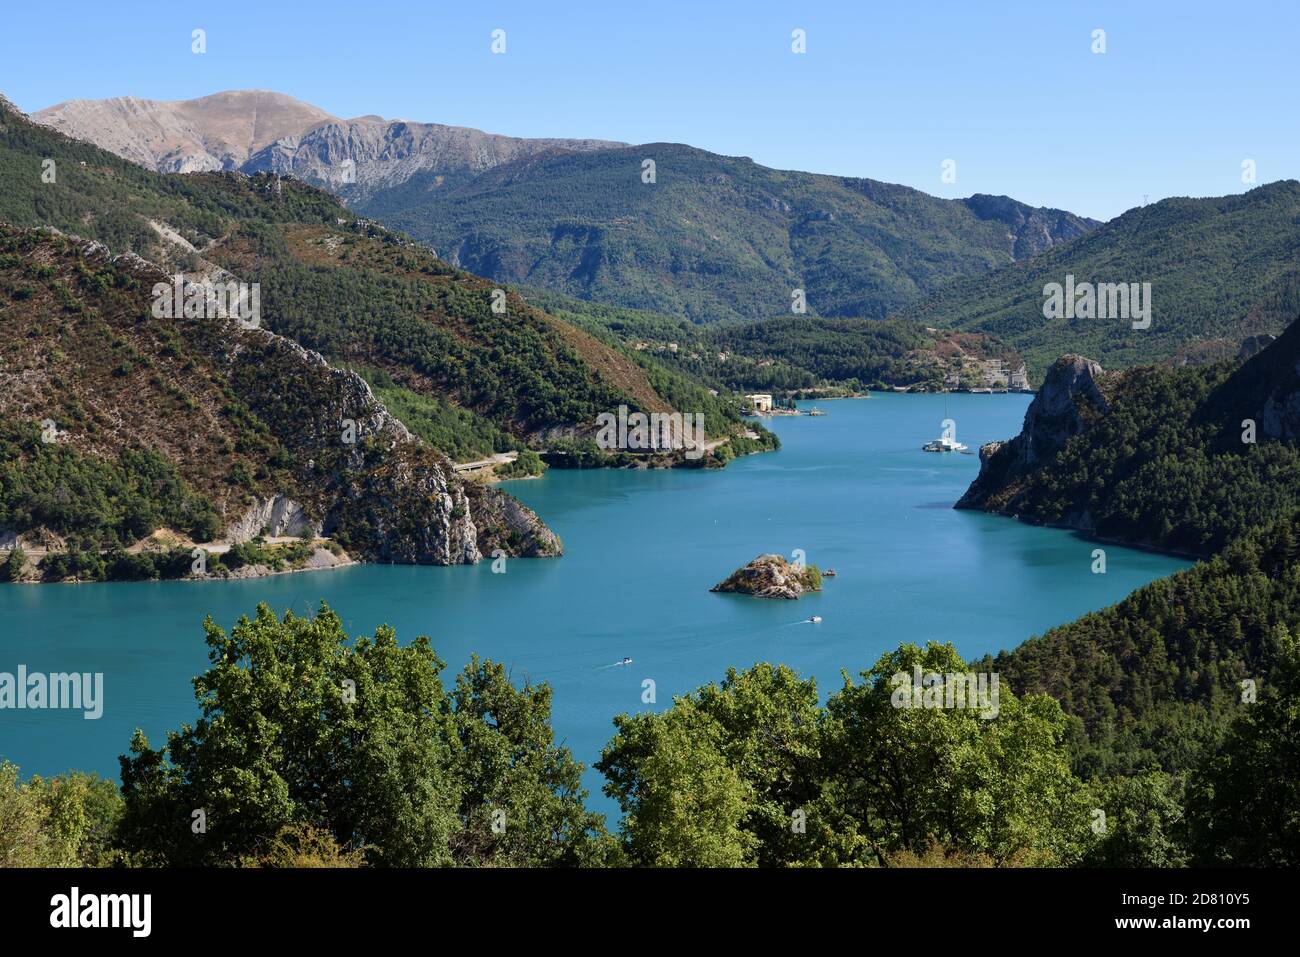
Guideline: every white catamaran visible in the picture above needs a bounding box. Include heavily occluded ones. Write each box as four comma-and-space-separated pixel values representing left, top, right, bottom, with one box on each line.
922, 401, 970, 453
922, 433, 969, 453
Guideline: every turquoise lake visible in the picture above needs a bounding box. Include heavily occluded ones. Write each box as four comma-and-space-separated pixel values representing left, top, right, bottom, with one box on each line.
0, 394, 1191, 816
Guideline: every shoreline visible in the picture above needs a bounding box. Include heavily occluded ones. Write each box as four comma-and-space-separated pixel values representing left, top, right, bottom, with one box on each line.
957, 508, 1207, 564
4, 435, 781, 584
4, 545, 359, 586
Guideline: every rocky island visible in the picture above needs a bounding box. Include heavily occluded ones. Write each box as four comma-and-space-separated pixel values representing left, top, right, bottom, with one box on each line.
710, 554, 823, 599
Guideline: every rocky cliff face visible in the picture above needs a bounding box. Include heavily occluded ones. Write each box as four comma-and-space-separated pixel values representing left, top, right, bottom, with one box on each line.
193, 285, 561, 564
227, 494, 321, 543
1018, 356, 1109, 464
962, 194, 1101, 259
1260, 386, 1300, 443
243, 116, 623, 203
1203, 310, 1300, 444
956, 355, 1110, 512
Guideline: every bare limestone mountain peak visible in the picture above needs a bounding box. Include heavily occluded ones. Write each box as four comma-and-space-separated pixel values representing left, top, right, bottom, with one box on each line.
32, 89, 625, 199
241, 113, 626, 200
32, 90, 338, 173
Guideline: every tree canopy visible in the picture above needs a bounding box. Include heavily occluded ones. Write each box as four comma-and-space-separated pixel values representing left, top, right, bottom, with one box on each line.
116, 603, 612, 867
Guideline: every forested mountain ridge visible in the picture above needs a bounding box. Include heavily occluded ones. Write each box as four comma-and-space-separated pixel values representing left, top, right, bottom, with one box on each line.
895, 181, 1300, 377
957, 313, 1300, 559
707, 316, 1024, 393
224, 219, 775, 463
2, 93, 770, 465
40, 90, 1300, 389
366, 142, 1096, 323
0, 226, 560, 581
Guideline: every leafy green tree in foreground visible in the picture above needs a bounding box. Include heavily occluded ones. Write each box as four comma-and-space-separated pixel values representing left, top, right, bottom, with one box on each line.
0, 762, 122, 867
447, 655, 614, 867
598, 645, 1095, 867
598, 663, 826, 867
818, 643, 1093, 866
600, 703, 756, 867
117, 602, 610, 867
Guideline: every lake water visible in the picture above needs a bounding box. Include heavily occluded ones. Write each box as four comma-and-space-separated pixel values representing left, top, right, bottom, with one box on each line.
0, 394, 1191, 816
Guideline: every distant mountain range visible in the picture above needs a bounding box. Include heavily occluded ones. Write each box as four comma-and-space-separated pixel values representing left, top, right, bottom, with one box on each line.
366, 143, 1099, 324
31, 90, 1098, 324
31, 89, 1300, 380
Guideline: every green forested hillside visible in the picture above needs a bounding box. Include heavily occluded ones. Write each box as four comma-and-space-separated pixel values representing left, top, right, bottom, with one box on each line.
0, 226, 560, 579
959, 317, 1300, 558
896, 181, 1300, 376
364, 142, 1095, 324
983, 511, 1300, 778
0, 97, 770, 461
709, 316, 1022, 392
355, 367, 535, 466
945, 318, 1300, 865
522, 289, 816, 393
527, 288, 1024, 394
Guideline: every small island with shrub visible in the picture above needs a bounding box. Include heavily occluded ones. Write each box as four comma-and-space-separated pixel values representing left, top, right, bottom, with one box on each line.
710, 553, 823, 599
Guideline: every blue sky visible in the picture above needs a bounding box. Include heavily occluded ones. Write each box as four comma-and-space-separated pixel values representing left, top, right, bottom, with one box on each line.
2, 0, 1295, 220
